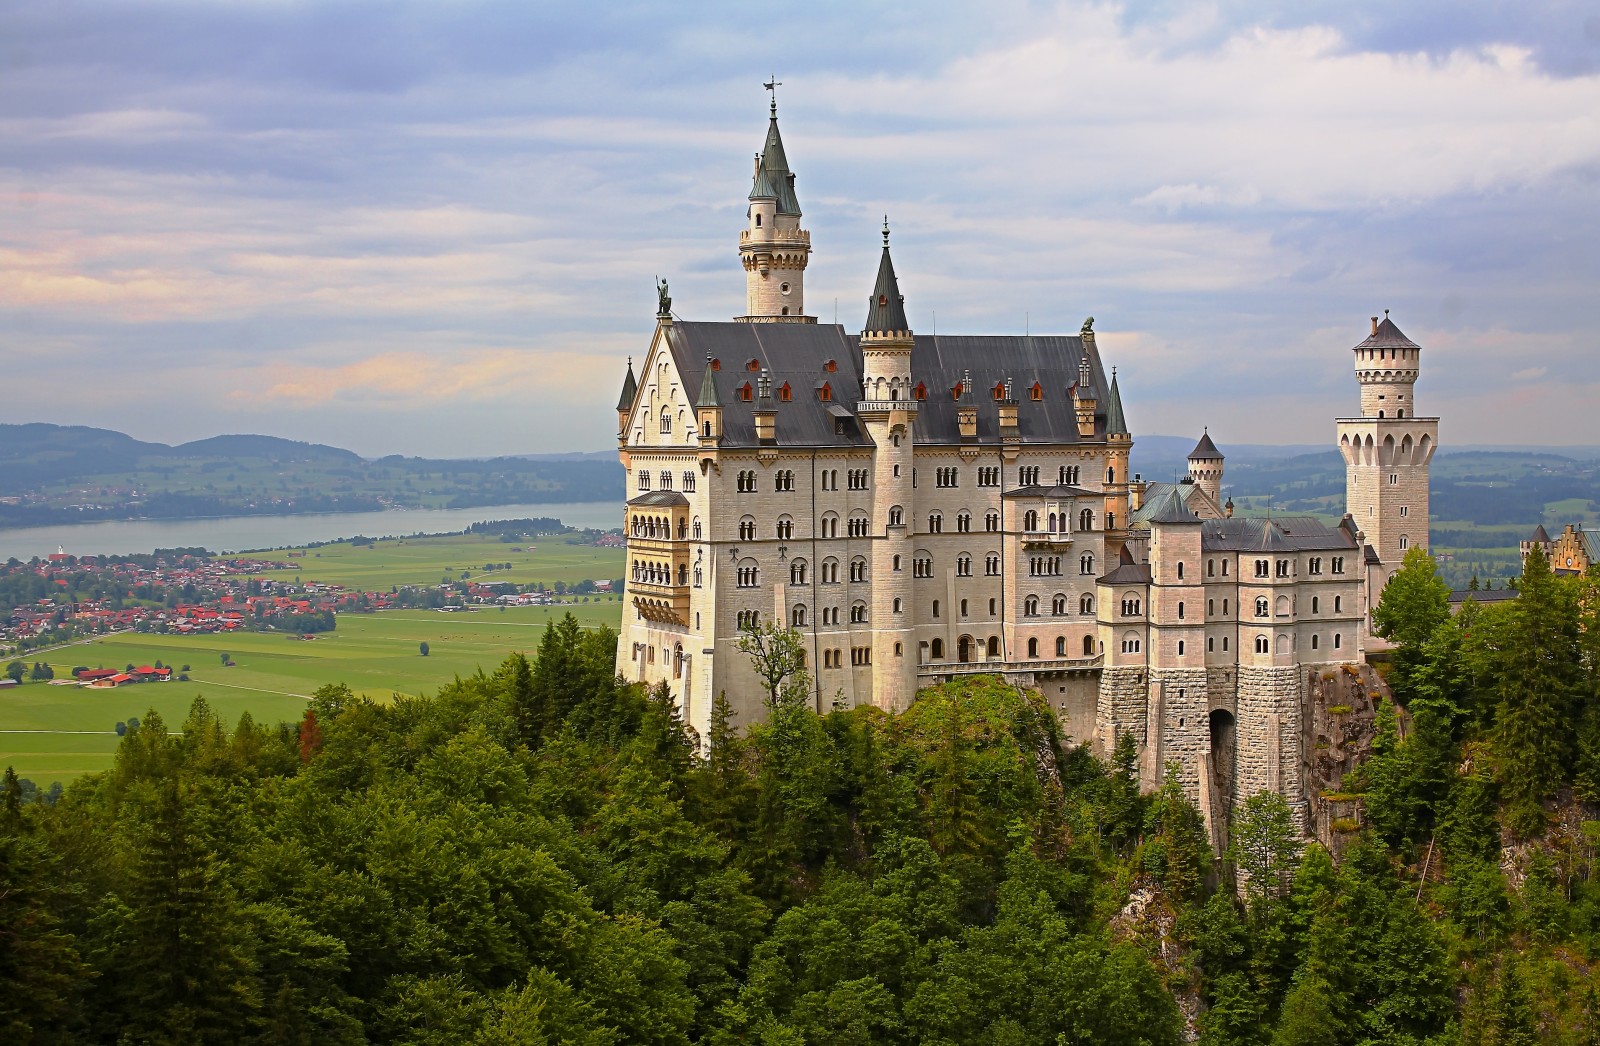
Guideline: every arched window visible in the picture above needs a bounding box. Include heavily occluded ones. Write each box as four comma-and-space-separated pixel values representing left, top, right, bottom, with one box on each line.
1255, 597, 1269, 617
1052, 594, 1067, 615
1084, 634, 1096, 656
1028, 637, 1039, 658
889, 505, 904, 527
1177, 640, 1185, 655
1177, 601, 1185, 620
790, 559, 808, 585
1311, 634, 1319, 650
776, 515, 794, 540
792, 604, 807, 627
988, 636, 1000, 658
821, 558, 840, 584
659, 407, 671, 434
850, 557, 868, 582
893, 597, 902, 613
851, 602, 867, 624
1056, 636, 1067, 656
931, 638, 945, 660
692, 518, 702, 540
1080, 594, 1094, 615
1024, 510, 1039, 531
1080, 553, 1094, 575
739, 516, 756, 542
1255, 635, 1269, 654
1025, 596, 1039, 616
1080, 509, 1093, 531
1311, 596, 1319, 614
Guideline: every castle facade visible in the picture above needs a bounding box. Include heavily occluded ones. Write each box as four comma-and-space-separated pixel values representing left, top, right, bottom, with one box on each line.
614, 102, 1435, 842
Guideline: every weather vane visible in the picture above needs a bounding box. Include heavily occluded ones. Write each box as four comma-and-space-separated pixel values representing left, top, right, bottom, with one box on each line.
764, 76, 782, 113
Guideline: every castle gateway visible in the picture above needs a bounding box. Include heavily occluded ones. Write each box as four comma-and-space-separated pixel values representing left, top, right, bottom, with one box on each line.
614, 100, 1434, 840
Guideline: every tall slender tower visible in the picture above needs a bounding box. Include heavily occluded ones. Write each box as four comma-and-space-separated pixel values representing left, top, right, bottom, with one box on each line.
1103, 368, 1132, 553
738, 95, 813, 323
1186, 431, 1225, 509
858, 222, 917, 711
1336, 312, 1437, 589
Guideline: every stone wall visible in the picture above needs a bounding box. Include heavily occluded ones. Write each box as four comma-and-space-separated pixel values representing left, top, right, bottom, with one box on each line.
1096, 665, 1148, 757
1236, 665, 1306, 828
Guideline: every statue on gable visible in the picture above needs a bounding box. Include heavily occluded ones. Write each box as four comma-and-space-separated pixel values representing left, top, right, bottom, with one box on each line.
656, 277, 672, 318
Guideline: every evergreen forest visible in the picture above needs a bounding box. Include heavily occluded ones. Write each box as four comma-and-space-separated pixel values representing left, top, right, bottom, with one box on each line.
7, 545, 1600, 1043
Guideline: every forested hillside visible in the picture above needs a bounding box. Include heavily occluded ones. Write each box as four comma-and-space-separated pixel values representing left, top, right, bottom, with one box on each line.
7, 551, 1600, 1044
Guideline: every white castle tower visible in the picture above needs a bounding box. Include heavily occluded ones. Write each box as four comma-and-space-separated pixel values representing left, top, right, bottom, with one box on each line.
1336, 312, 1437, 590
738, 93, 812, 323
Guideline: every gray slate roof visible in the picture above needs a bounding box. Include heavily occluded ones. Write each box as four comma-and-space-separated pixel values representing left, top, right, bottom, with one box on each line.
627, 491, 690, 508
1131, 481, 1205, 525
617, 361, 638, 412
1099, 547, 1151, 585
1198, 516, 1358, 553
749, 115, 801, 216
1105, 370, 1128, 436
1146, 487, 1202, 524
1529, 524, 1551, 543
663, 321, 1109, 449
864, 241, 909, 334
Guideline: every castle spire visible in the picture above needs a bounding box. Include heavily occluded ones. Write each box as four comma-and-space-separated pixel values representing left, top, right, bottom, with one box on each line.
616, 357, 637, 412
739, 91, 812, 322
863, 218, 909, 334
696, 355, 720, 408
1105, 367, 1128, 437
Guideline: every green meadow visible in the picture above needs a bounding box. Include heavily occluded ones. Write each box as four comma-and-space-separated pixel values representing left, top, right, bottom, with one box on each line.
239, 531, 625, 590
3, 531, 630, 785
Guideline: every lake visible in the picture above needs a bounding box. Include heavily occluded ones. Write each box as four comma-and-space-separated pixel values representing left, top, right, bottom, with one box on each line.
0, 501, 622, 561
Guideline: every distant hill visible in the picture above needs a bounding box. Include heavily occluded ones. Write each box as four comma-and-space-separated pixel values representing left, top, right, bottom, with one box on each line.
169, 434, 362, 464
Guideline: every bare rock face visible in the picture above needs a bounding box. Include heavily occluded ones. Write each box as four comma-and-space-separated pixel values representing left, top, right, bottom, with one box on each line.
1110, 875, 1201, 1042
1303, 663, 1391, 856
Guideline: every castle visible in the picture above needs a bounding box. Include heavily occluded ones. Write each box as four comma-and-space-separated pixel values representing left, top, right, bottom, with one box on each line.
614, 99, 1436, 841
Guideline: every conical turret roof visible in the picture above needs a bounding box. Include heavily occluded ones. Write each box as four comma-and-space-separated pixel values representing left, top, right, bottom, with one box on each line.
616, 359, 637, 412
1105, 368, 1129, 436
1355, 315, 1420, 350
1530, 523, 1551, 543
1147, 487, 1201, 524
1188, 430, 1223, 461
748, 109, 802, 216
695, 356, 720, 409
864, 225, 910, 334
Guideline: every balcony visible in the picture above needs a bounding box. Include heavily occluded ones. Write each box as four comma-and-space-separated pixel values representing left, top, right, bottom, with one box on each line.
855, 399, 919, 416
1020, 530, 1075, 549
918, 653, 1102, 682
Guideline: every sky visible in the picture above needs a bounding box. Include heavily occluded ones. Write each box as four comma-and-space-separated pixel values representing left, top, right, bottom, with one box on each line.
3, 0, 1598, 459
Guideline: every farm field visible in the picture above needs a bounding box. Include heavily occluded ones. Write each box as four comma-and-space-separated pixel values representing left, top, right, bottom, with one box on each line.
238, 531, 625, 590
1, 600, 625, 786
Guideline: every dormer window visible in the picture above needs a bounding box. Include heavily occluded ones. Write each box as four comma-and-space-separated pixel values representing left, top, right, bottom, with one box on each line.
1030, 382, 1043, 401
878, 295, 888, 307
747, 358, 760, 372
992, 383, 1005, 401
738, 382, 753, 402
914, 382, 927, 401
824, 359, 837, 373
779, 382, 792, 402
818, 382, 832, 402
710, 358, 721, 371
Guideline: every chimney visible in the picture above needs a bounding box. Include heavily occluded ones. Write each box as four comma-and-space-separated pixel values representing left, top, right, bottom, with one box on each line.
1371, 316, 1379, 335
753, 368, 777, 445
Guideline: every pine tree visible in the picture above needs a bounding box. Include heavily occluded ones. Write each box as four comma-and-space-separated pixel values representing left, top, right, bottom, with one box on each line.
1373, 545, 1453, 703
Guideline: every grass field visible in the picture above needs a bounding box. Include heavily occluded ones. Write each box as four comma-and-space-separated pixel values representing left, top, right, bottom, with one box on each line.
238, 531, 625, 590
2, 598, 626, 786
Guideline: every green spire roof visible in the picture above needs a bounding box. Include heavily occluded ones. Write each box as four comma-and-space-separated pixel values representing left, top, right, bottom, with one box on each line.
1147, 487, 1200, 525
1105, 367, 1128, 436
616, 358, 637, 412
864, 221, 910, 334
748, 110, 802, 216
695, 356, 720, 409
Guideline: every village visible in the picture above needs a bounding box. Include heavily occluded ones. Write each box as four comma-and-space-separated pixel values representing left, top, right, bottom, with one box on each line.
0, 543, 617, 666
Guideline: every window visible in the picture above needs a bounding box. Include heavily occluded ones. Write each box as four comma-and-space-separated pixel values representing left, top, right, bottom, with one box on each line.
792, 604, 807, 627
1222, 560, 1229, 577
978, 467, 1000, 487
776, 516, 794, 540
739, 516, 756, 541
1222, 598, 1229, 615
931, 638, 945, 660
985, 511, 1000, 532
1208, 559, 1215, 577
1056, 636, 1067, 656
1080, 594, 1094, 614
893, 554, 902, 572
959, 599, 967, 617
821, 514, 838, 538
1208, 598, 1215, 615
1080, 553, 1094, 575
1276, 559, 1290, 578
737, 609, 761, 629
986, 553, 1000, 576
1028, 637, 1040, 658
888, 506, 904, 527
850, 602, 867, 624
1311, 634, 1319, 650
1334, 633, 1342, 649
849, 516, 869, 538
1222, 636, 1228, 652
894, 598, 903, 613
737, 562, 759, 588
1334, 595, 1342, 613
1332, 557, 1345, 574
1121, 633, 1142, 654
1255, 597, 1269, 617
821, 559, 839, 584
1255, 635, 1269, 654
1207, 637, 1214, 652
638, 470, 651, 491
659, 470, 672, 491
914, 556, 933, 578
1080, 509, 1093, 532
1031, 383, 1043, 401
1176, 561, 1184, 580
1025, 596, 1039, 616
1052, 594, 1067, 615
850, 558, 868, 582
1024, 510, 1038, 531
1177, 601, 1185, 620
1121, 597, 1142, 616
779, 382, 792, 402
737, 469, 756, 493
659, 407, 671, 434
1177, 641, 1185, 656
775, 469, 795, 491
989, 598, 997, 614
738, 383, 753, 402
1311, 596, 1319, 614
1389, 473, 1398, 485
1254, 559, 1269, 578
851, 646, 872, 666
1084, 635, 1096, 656
957, 555, 972, 577
1019, 466, 1040, 485
932, 599, 940, 618
928, 513, 943, 534
683, 471, 696, 492
1400, 505, 1409, 517
1309, 557, 1321, 575
821, 470, 837, 491
848, 469, 869, 490
1399, 535, 1409, 550
957, 511, 971, 533
693, 564, 702, 587
791, 560, 808, 585
936, 466, 958, 487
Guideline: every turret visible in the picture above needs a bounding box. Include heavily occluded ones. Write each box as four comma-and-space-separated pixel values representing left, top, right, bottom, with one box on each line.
1354, 310, 1421, 418
738, 94, 813, 322
616, 357, 638, 441
695, 356, 722, 469
1104, 367, 1132, 543
1187, 430, 1224, 509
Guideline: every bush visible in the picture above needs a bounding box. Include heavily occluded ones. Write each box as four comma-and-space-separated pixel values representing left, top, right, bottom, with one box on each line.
1328, 704, 1352, 715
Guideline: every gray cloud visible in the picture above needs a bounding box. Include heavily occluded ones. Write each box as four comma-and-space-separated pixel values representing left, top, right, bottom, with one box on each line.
1, 1, 1596, 457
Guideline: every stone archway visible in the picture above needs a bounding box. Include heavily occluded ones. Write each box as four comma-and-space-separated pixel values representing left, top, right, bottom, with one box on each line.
957, 635, 974, 663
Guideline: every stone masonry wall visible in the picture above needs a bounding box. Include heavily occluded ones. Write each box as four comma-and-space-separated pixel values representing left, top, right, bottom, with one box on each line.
1236, 665, 1306, 828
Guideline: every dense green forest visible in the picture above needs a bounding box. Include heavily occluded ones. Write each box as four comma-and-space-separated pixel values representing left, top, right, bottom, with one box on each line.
7, 548, 1600, 1044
